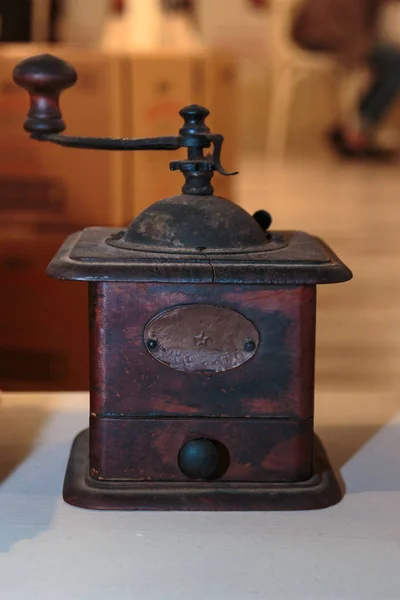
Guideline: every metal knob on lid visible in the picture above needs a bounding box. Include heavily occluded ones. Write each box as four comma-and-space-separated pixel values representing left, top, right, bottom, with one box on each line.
178, 104, 211, 135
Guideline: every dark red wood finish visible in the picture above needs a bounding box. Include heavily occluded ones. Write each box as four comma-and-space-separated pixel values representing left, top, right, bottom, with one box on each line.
89, 416, 313, 482
89, 283, 316, 419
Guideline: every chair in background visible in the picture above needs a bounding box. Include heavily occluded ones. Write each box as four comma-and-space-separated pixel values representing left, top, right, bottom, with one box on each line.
266, 0, 365, 156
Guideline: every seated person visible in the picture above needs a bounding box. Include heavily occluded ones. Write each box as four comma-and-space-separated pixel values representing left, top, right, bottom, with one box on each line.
292, 0, 400, 159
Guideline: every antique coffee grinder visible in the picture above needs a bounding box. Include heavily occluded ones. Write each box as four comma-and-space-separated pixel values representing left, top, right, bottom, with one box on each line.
14, 54, 352, 511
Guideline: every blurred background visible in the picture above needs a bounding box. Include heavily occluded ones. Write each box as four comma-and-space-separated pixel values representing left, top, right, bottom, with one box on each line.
1, 0, 399, 452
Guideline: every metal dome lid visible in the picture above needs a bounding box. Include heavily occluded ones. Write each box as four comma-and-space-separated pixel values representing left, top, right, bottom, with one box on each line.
106, 194, 281, 255
100, 103, 281, 255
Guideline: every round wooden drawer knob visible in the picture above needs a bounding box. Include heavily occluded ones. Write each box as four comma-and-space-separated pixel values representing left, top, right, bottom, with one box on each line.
178, 439, 220, 480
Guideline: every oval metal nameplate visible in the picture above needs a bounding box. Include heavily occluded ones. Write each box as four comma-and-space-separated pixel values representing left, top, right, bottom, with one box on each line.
144, 304, 259, 373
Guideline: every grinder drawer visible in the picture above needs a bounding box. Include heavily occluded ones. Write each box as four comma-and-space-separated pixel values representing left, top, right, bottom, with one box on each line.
90, 416, 313, 483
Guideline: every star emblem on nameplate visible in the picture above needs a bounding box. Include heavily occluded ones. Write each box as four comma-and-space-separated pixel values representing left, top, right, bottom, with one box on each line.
194, 331, 209, 347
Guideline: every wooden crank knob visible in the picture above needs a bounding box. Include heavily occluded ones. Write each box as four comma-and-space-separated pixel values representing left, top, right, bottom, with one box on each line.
13, 53, 77, 134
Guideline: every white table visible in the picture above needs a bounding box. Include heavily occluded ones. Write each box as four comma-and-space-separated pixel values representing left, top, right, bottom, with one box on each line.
1, 392, 400, 600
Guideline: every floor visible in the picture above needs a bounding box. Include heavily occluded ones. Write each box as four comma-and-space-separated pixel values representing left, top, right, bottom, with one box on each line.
237, 156, 400, 468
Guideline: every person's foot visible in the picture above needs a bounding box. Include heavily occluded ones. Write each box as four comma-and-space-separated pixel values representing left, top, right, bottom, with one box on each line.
328, 127, 397, 161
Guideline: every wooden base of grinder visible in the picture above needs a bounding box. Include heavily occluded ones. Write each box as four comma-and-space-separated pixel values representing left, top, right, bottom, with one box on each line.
63, 430, 343, 511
